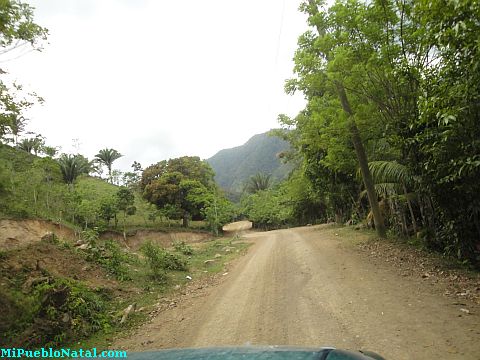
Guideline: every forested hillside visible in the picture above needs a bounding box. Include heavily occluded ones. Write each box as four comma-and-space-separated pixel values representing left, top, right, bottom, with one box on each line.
206, 132, 292, 198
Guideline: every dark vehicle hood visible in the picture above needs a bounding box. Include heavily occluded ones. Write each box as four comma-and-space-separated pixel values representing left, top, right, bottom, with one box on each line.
115, 346, 385, 360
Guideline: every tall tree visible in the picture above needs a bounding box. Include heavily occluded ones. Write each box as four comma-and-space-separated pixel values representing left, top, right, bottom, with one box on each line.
286, 0, 386, 236
141, 156, 215, 227
95, 148, 122, 183
116, 187, 136, 241
0, 1, 47, 141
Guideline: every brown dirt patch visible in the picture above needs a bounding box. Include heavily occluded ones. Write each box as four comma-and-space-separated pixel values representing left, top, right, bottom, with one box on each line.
0, 219, 77, 250
0, 241, 119, 290
352, 231, 480, 305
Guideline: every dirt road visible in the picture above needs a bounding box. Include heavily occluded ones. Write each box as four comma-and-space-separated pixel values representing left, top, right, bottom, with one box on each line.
116, 226, 480, 359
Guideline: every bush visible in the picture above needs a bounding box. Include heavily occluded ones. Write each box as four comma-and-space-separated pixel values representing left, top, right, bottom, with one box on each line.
79, 230, 131, 281
100, 240, 132, 281
141, 242, 188, 282
29, 278, 111, 347
172, 241, 194, 255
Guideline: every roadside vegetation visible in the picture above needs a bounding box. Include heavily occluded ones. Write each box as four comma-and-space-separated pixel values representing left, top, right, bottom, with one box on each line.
0, 228, 248, 349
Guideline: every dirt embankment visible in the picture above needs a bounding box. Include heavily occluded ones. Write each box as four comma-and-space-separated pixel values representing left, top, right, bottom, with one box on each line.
100, 230, 212, 251
0, 219, 213, 251
0, 219, 77, 250
115, 225, 480, 360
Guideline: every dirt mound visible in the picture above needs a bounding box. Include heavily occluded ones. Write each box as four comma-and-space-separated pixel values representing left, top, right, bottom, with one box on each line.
0, 219, 77, 250
100, 229, 212, 250
0, 219, 213, 251
222, 220, 252, 233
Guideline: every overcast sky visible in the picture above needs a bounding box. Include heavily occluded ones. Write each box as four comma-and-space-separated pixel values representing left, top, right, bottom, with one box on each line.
3, 0, 308, 172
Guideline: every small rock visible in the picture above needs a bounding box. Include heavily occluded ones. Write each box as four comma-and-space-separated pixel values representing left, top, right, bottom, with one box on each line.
120, 303, 137, 324
460, 308, 470, 315
77, 243, 89, 250
61, 313, 71, 324
204, 259, 215, 266
222, 272, 229, 276
41, 232, 56, 243
214, 253, 222, 258
186, 275, 192, 280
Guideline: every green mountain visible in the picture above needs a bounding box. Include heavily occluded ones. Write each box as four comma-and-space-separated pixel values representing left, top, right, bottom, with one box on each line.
206, 131, 292, 199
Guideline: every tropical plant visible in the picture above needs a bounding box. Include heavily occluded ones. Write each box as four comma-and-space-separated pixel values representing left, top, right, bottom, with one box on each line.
17, 137, 35, 153
365, 161, 418, 236
57, 154, 92, 184
95, 148, 122, 183
244, 173, 271, 194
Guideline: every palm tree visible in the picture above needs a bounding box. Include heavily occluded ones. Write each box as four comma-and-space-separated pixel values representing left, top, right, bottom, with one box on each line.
95, 148, 122, 183
17, 138, 35, 153
367, 161, 417, 235
244, 173, 271, 194
57, 154, 92, 184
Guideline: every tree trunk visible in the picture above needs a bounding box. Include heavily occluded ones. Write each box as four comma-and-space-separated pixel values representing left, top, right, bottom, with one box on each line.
335, 82, 386, 238
305, 0, 385, 237
335, 211, 343, 224
182, 212, 189, 228
403, 184, 418, 235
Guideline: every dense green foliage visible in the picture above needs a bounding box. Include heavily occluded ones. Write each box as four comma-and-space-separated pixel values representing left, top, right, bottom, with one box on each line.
141, 156, 235, 230
206, 132, 293, 200
248, 0, 480, 265
1, 275, 111, 348
32, 278, 111, 347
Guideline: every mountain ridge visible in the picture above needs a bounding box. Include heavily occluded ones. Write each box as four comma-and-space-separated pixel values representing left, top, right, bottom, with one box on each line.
206, 131, 292, 199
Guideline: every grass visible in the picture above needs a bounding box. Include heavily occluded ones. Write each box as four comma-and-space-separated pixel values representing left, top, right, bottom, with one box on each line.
64, 236, 249, 350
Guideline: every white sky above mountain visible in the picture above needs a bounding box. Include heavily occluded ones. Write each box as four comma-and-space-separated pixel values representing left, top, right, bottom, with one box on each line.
3, 0, 308, 172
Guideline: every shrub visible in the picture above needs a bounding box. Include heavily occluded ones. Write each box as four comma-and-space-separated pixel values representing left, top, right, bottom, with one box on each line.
172, 241, 194, 255
79, 230, 131, 281
31, 278, 111, 347
100, 240, 132, 281
141, 242, 188, 282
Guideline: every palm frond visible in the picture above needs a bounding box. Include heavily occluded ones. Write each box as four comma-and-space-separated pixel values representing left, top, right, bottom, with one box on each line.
368, 161, 413, 187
